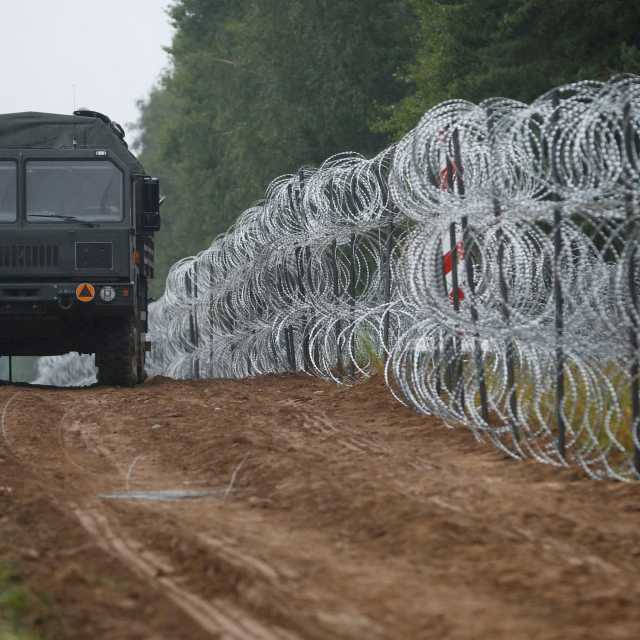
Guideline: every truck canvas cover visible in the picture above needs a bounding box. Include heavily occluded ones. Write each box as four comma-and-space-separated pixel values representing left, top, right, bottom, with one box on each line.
0, 112, 144, 172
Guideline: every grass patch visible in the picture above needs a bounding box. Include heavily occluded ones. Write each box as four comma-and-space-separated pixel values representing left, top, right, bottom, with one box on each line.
357, 336, 384, 375
0, 563, 38, 640
470, 354, 637, 473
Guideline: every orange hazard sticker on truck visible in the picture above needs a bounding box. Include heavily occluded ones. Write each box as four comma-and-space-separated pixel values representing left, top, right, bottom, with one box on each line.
76, 283, 95, 302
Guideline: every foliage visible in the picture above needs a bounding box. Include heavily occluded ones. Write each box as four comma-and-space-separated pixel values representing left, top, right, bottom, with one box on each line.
134, 0, 640, 294
0, 564, 37, 640
380, 0, 640, 137
135, 0, 416, 295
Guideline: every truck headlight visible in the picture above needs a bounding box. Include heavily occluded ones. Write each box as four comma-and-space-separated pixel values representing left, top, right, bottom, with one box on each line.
100, 286, 116, 303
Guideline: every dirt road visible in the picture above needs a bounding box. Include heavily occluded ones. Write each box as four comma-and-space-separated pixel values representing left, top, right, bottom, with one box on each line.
1, 375, 639, 639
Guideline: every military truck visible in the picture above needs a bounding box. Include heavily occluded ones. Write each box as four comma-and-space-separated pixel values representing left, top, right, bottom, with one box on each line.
0, 110, 161, 386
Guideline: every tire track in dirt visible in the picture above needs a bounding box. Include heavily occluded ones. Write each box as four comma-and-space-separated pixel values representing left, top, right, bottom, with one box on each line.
0, 393, 215, 640
73, 507, 299, 640
2, 376, 640, 640
1, 390, 303, 639
1, 388, 385, 639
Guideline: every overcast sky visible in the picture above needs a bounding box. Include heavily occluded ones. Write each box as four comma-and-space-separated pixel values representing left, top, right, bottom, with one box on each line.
0, 0, 174, 142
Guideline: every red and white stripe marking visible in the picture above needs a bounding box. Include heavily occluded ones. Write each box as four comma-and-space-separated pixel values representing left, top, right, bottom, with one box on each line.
437, 136, 465, 305
443, 239, 465, 303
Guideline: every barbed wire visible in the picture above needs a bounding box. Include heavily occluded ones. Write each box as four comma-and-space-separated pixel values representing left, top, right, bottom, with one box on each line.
38, 75, 640, 480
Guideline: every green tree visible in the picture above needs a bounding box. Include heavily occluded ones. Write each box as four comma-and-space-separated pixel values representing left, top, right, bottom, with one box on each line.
136, 0, 416, 295
382, 0, 640, 137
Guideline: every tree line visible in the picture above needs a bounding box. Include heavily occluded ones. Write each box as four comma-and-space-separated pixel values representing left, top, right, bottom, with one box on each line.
135, 0, 640, 295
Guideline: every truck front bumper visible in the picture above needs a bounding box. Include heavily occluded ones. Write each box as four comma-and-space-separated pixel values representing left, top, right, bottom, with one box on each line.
0, 281, 139, 356
0, 281, 135, 315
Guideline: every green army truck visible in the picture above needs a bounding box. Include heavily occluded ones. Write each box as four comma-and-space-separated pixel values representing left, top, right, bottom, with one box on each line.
0, 110, 161, 386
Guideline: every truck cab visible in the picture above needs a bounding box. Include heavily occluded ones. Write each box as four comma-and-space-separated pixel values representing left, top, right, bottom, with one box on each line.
0, 110, 160, 386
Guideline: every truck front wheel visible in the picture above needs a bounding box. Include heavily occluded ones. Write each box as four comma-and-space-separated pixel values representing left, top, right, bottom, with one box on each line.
96, 316, 141, 387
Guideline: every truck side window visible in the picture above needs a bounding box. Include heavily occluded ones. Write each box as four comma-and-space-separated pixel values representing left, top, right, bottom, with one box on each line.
26, 160, 123, 223
0, 161, 17, 223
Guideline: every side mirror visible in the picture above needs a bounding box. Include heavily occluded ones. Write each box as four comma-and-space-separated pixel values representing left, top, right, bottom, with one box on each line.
142, 176, 161, 233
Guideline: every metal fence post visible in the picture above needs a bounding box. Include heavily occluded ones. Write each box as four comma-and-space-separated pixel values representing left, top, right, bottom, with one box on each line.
486, 105, 519, 440
193, 263, 201, 379
380, 149, 396, 365
447, 219, 464, 409
624, 101, 640, 475
348, 232, 357, 378
281, 262, 297, 372
209, 262, 216, 377
444, 151, 465, 411
382, 216, 395, 363
551, 90, 566, 460
295, 170, 311, 372
186, 269, 199, 379
453, 129, 489, 424
332, 239, 344, 376
310, 246, 321, 372
296, 245, 310, 371
283, 184, 298, 373
436, 236, 449, 397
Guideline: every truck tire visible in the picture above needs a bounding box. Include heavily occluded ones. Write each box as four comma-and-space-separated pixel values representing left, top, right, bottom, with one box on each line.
96, 316, 140, 387
137, 331, 147, 383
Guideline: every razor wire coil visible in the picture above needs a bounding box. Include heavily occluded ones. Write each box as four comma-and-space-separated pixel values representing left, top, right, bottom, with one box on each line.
37, 75, 640, 481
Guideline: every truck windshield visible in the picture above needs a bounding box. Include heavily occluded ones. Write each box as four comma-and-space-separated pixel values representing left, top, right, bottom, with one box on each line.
26, 160, 123, 223
0, 161, 17, 223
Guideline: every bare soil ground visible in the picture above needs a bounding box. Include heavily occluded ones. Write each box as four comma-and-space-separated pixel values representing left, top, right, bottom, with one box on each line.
1, 374, 639, 639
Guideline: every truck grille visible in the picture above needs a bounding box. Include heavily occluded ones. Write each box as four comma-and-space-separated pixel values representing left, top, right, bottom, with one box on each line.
76, 242, 113, 269
0, 245, 60, 269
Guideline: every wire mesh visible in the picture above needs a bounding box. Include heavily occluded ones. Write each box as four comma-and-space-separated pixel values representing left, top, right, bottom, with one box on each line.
39, 75, 640, 480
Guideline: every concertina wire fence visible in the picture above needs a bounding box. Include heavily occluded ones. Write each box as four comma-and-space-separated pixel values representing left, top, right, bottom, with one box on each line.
38, 75, 640, 480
